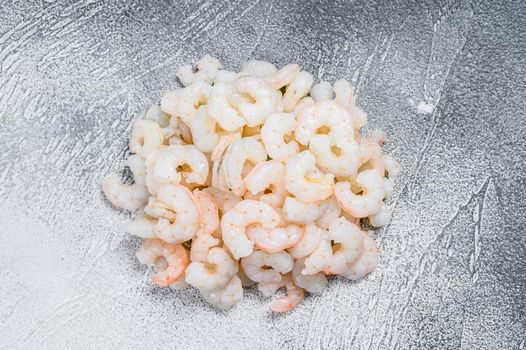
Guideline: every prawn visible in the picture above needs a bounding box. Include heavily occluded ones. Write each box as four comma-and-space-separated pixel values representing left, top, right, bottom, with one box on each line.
185, 247, 238, 291
260, 113, 299, 162
246, 224, 304, 253
325, 217, 364, 275
234, 76, 282, 127
129, 119, 164, 158
101, 173, 149, 211
282, 71, 313, 112
240, 250, 294, 283
270, 273, 305, 312
193, 188, 220, 236
342, 231, 379, 280
334, 169, 385, 218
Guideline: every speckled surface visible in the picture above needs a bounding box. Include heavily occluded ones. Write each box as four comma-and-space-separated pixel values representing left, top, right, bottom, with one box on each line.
0, 0, 525, 349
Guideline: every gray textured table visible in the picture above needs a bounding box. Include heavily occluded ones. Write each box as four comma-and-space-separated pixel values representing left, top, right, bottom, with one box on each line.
1, 1, 525, 349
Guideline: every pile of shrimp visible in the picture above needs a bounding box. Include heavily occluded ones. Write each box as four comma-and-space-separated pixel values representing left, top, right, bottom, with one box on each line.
102, 56, 400, 312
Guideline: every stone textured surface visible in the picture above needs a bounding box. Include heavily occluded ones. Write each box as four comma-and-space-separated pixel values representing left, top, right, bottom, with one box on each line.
0, 0, 525, 349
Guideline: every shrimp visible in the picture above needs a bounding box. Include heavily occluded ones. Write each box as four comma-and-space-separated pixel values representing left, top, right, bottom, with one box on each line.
283, 71, 313, 112
315, 198, 341, 230
310, 81, 334, 102
288, 223, 323, 259
325, 217, 364, 275
334, 169, 385, 218
201, 187, 242, 214
143, 104, 171, 128
258, 279, 285, 297
125, 154, 147, 186
185, 247, 238, 291
303, 229, 332, 275
244, 160, 288, 207
222, 137, 267, 196
145, 145, 209, 195
294, 100, 353, 146
284, 151, 334, 203
369, 203, 392, 228
200, 275, 243, 310
193, 189, 220, 236
309, 135, 360, 177
129, 119, 164, 158
246, 224, 304, 253
177, 81, 211, 124
154, 184, 200, 244
260, 113, 299, 162
292, 258, 327, 293
144, 196, 177, 222
187, 106, 222, 153
294, 96, 315, 115
177, 118, 193, 144
265, 63, 300, 90
124, 209, 157, 238
221, 200, 281, 259
234, 76, 282, 127
135, 238, 189, 287
177, 55, 222, 86
160, 88, 185, 116
211, 133, 241, 191
240, 250, 294, 283
240, 59, 277, 77
333, 79, 353, 109
190, 234, 220, 262
342, 231, 379, 280
282, 196, 323, 224
208, 82, 246, 131
237, 265, 256, 287
101, 173, 149, 211
270, 273, 305, 312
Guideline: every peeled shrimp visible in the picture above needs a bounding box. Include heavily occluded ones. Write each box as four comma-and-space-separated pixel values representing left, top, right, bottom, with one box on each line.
309, 135, 360, 177
282, 196, 323, 224
221, 199, 281, 259
265, 63, 300, 90
284, 151, 334, 203
241, 59, 277, 77
369, 203, 392, 228
160, 89, 184, 116
260, 113, 299, 162
177, 81, 211, 125
190, 234, 220, 262
126, 154, 147, 186
283, 71, 313, 112
222, 137, 267, 196
315, 198, 341, 230
258, 279, 285, 297
102, 173, 149, 211
240, 250, 294, 283
288, 223, 323, 259
303, 230, 332, 275
208, 82, 246, 131
234, 76, 282, 127
154, 184, 200, 244
193, 189, 219, 236
325, 217, 364, 275
136, 238, 189, 287
334, 169, 385, 218
342, 231, 379, 280
310, 81, 334, 102
144, 196, 177, 222
270, 273, 305, 312
295, 100, 353, 146
244, 160, 287, 207
124, 209, 157, 238
246, 224, 303, 253
129, 119, 164, 157
177, 55, 222, 86
292, 258, 327, 293
200, 275, 243, 310
189, 106, 222, 153
333, 79, 353, 109
185, 247, 238, 291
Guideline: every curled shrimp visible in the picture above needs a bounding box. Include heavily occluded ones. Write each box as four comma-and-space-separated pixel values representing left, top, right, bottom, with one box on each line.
244, 160, 288, 207
200, 275, 243, 310
246, 224, 304, 253
126, 154, 147, 186
234, 76, 282, 127
189, 106, 223, 153
101, 173, 149, 211
185, 247, 238, 291
144, 196, 177, 222
334, 169, 385, 218
221, 199, 281, 259
288, 223, 323, 259
129, 119, 164, 158
208, 82, 246, 131
211, 132, 241, 192
265, 63, 300, 90
284, 151, 334, 203
222, 137, 267, 196
177, 55, 222, 86
303, 229, 332, 275
258, 279, 285, 297
292, 258, 327, 293
309, 135, 360, 177
190, 234, 220, 262
342, 231, 379, 280
240, 59, 277, 77
270, 273, 305, 312
315, 198, 341, 229
310, 81, 334, 102
260, 113, 299, 162
177, 81, 211, 124
136, 238, 189, 287
124, 209, 157, 238
283, 71, 313, 112
160, 89, 185, 116
295, 100, 353, 146
193, 188, 219, 236
282, 196, 323, 224
154, 184, 201, 244
240, 250, 294, 283
325, 217, 364, 275
333, 79, 354, 109
369, 203, 392, 228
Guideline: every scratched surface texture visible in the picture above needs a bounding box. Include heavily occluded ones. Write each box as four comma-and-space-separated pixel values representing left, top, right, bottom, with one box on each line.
0, 0, 525, 349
